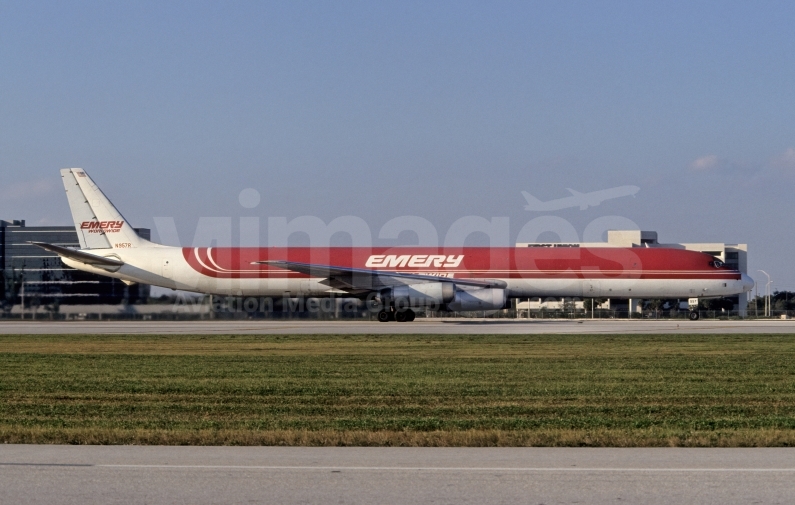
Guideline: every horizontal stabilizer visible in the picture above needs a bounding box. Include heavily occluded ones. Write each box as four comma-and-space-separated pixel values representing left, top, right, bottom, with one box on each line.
28, 241, 124, 269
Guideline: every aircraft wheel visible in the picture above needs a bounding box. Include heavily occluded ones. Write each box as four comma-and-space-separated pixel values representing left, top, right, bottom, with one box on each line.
406, 309, 416, 322
395, 310, 408, 323
377, 310, 391, 323
689, 311, 699, 321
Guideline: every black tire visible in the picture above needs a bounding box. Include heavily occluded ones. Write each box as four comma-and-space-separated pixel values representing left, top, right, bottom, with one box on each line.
395, 310, 408, 323
377, 310, 390, 323
689, 311, 699, 321
406, 309, 416, 322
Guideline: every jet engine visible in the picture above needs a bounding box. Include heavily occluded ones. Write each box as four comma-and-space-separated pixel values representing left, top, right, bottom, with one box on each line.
445, 288, 507, 311
382, 282, 456, 308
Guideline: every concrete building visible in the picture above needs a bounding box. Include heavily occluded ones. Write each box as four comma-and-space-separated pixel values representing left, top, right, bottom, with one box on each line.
516, 230, 749, 316
1, 220, 151, 310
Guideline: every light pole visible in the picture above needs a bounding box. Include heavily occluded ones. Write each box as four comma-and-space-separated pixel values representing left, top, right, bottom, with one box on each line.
758, 270, 771, 317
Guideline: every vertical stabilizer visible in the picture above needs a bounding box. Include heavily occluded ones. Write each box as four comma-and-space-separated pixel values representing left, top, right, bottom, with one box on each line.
60, 168, 149, 249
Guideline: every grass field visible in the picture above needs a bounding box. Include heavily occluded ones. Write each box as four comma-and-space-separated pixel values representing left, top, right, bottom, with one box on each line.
1, 333, 795, 446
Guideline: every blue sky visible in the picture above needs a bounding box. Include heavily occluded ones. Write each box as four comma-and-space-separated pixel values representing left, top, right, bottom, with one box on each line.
2, 1, 794, 290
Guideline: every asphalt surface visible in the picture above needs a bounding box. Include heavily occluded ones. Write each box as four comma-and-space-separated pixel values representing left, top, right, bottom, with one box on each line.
2, 318, 795, 334
1, 446, 794, 505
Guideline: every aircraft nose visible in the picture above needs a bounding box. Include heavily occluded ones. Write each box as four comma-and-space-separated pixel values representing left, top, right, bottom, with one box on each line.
741, 274, 754, 292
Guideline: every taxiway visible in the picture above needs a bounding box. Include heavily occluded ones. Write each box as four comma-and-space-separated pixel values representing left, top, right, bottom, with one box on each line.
1, 445, 793, 505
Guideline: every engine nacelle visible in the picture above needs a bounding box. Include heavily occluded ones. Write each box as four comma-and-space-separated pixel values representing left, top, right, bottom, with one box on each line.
384, 282, 456, 308
446, 288, 507, 311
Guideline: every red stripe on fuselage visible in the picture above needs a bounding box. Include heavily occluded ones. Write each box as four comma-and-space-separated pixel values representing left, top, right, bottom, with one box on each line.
181, 247, 741, 281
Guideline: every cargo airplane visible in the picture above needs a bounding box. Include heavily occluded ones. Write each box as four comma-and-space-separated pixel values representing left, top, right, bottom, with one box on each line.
31, 169, 753, 322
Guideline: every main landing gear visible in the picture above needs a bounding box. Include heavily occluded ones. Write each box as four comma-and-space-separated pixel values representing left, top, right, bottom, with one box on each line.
377, 308, 416, 323
687, 297, 700, 320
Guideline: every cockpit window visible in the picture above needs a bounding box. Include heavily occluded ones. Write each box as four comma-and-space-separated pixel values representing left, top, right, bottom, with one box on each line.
710, 260, 725, 268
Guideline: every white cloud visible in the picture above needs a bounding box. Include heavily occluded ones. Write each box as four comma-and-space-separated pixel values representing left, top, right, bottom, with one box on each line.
0, 178, 55, 202
772, 147, 795, 169
690, 154, 720, 171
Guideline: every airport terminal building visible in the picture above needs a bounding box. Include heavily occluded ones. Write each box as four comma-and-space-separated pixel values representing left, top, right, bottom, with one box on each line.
0, 220, 151, 310
517, 230, 749, 316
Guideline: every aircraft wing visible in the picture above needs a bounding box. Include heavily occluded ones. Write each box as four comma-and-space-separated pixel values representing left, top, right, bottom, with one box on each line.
253, 260, 507, 293
29, 241, 125, 268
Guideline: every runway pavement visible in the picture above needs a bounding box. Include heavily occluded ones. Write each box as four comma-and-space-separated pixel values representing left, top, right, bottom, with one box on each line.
1, 445, 794, 505
2, 318, 795, 334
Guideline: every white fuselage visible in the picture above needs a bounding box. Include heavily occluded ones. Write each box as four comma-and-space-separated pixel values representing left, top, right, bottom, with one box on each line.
63, 246, 754, 300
